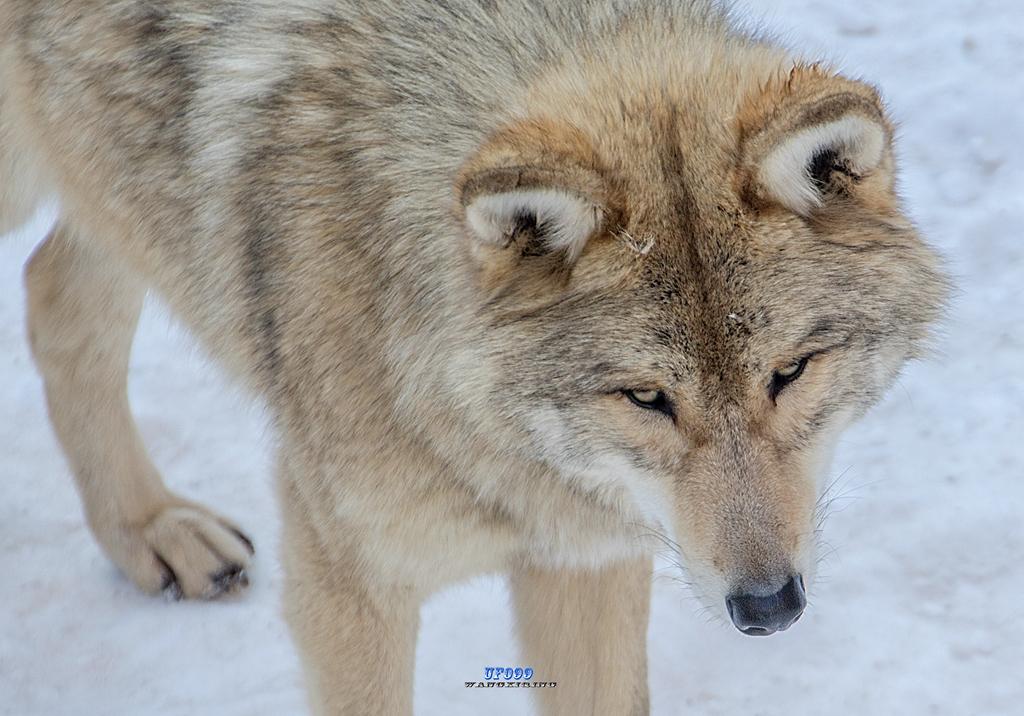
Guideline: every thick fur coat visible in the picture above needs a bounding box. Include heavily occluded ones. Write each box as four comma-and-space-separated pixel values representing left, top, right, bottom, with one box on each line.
1, 1, 947, 713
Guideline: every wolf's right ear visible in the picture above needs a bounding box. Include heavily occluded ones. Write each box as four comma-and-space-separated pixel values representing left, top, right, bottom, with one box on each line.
460, 181, 603, 264
455, 121, 609, 280
739, 66, 897, 216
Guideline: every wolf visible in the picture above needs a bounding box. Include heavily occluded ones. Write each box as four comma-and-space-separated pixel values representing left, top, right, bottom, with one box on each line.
0, 0, 947, 713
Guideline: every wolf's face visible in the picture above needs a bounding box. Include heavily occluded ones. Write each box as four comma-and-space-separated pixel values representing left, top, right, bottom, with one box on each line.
455, 66, 947, 632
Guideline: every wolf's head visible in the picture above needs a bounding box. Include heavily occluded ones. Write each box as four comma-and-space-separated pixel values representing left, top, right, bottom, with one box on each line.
453, 58, 947, 634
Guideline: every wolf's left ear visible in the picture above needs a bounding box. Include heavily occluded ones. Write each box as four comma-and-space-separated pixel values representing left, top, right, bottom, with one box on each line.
740, 66, 896, 216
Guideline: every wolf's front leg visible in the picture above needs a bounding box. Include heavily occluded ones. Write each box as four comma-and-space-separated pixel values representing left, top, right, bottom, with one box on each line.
25, 224, 254, 599
511, 556, 653, 716
281, 483, 420, 716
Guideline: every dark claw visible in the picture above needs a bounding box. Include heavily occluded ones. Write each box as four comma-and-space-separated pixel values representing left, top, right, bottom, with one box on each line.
156, 554, 182, 601
162, 580, 184, 601
209, 564, 248, 597
228, 527, 256, 556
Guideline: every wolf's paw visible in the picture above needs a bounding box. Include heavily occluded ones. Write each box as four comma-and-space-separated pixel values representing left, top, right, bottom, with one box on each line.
107, 503, 255, 600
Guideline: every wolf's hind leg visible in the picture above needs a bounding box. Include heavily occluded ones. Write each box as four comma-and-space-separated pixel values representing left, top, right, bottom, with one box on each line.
511, 557, 652, 715
25, 223, 254, 599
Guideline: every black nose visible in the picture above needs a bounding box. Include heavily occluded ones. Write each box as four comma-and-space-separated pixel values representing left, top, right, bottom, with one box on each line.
726, 575, 806, 636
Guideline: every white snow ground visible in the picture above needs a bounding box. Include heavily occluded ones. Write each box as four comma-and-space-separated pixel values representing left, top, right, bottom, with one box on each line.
2, 1, 1022, 714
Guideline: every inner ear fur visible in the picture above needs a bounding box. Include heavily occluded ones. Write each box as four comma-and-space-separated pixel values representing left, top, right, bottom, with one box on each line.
738, 65, 897, 216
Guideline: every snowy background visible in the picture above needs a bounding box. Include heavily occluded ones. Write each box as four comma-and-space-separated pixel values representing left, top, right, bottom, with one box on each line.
2, 0, 1022, 714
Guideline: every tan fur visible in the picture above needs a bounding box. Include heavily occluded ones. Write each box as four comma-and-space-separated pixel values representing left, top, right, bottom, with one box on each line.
1, 1, 947, 713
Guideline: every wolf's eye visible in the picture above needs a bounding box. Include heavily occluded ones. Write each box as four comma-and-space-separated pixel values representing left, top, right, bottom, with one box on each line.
623, 389, 674, 417
770, 357, 809, 401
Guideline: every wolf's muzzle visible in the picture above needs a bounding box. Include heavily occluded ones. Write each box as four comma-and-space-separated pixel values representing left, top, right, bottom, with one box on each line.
726, 575, 806, 636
